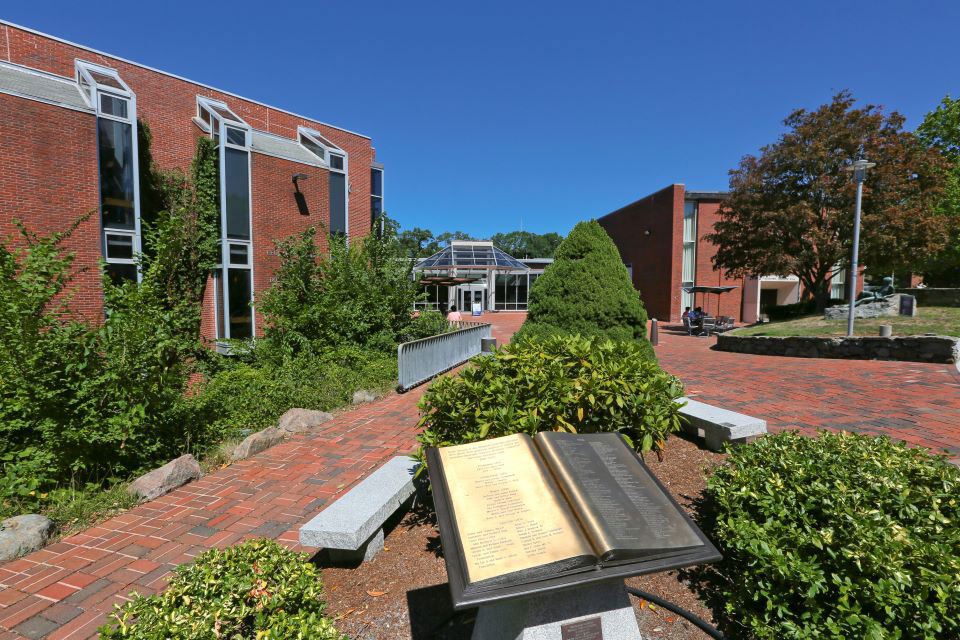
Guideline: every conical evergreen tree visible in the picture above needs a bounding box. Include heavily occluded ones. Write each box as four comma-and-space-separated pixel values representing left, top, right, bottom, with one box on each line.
518, 220, 653, 357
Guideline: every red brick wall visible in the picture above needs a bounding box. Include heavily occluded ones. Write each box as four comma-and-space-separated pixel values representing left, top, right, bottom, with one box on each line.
597, 185, 681, 322
691, 198, 749, 321
1, 23, 377, 337
0, 92, 103, 322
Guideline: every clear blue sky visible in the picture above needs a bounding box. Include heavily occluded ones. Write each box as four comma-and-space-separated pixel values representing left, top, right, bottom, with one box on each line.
8, 1, 959, 238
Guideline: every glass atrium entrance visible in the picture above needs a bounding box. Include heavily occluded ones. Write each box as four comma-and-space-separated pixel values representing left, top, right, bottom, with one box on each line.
414, 241, 544, 313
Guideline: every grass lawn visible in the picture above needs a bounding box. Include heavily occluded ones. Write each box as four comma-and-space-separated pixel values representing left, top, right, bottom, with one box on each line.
731, 306, 960, 337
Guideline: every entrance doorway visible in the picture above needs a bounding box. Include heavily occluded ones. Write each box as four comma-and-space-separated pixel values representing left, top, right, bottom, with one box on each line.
460, 288, 484, 314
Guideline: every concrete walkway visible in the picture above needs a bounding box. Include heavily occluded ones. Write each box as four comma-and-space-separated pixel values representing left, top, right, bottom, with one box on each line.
0, 313, 527, 640
655, 327, 960, 455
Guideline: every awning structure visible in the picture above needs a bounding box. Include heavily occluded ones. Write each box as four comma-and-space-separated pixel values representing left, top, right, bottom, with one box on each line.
418, 275, 484, 286
681, 285, 738, 294
682, 285, 739, 317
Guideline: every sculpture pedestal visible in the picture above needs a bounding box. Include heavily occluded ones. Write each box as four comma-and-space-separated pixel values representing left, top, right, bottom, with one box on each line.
470, 580, 643, 640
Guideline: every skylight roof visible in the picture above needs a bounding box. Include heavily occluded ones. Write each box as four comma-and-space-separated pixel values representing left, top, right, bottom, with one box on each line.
416, 243, 529, 270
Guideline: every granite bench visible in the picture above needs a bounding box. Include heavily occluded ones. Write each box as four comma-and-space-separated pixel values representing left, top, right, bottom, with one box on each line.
299, 455, 420, 562
676, 397, 767, 451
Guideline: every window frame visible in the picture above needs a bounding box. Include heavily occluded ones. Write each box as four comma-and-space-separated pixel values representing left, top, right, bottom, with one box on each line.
76, 60, 142, 283
197, 96, 256, 341
371, 166, 384, 226
298, 127, 349, 237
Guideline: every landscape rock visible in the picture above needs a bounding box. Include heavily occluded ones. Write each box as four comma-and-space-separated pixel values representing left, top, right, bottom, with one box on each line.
0, 514, 54, 562
231, 427, 285, 461
127, 454, 201, 501
352, 389, 379, 404
277, 408, 334, 434
824, 294, 917, 320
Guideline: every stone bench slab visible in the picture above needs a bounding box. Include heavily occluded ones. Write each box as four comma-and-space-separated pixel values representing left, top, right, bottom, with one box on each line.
299, 455, 420, 556
676, 397, 767, 451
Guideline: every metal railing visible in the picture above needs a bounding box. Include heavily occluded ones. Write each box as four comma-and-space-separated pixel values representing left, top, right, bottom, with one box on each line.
397, 321, 492, 391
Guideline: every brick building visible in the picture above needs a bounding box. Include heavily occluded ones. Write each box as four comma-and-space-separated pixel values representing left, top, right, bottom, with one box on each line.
598, 184, 856, 324
0, 20, 384, 341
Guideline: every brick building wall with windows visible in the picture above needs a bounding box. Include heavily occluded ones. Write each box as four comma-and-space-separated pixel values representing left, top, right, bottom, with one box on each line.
0, 20, 384, 340
599, 184, 753, 323
599, 184, 865, 324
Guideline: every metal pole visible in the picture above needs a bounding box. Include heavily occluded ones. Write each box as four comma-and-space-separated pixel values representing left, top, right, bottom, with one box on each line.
847, 178, 864, 337
651, 318, 659, 346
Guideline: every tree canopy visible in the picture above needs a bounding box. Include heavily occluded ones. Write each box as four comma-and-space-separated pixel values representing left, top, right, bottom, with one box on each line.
396, 227, 563, 260
708, 90, 951, 308
517, 221, 653, 358
916, 95, 960, 285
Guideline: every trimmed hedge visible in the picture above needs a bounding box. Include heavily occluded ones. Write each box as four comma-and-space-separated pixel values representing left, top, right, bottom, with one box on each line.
704, 431, 960, 639
416, 335, 683, 457
516, 220, 653, 358
99, 538, 344, 639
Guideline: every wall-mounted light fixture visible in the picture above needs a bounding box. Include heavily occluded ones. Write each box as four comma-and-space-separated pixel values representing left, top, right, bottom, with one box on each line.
292, 174, 311, 215
643, 228, 651, 236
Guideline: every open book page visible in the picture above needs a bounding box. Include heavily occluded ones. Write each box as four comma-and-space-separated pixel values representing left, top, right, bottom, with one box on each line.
535, 432, 703, 562
436, 434, 596, 584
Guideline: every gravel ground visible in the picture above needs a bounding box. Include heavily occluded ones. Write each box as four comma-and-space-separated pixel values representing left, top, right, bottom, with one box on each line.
320, 435, 726, 640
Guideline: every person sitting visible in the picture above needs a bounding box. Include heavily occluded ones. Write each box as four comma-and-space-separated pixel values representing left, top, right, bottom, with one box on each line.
447, 305, 462, 322
681, 306, 692, 320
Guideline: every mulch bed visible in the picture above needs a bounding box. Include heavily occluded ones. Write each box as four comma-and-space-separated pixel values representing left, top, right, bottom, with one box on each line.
318, 435, 726, 640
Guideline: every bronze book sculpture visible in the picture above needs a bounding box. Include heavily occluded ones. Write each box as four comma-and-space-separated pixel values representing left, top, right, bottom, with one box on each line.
427, 432, 721, 609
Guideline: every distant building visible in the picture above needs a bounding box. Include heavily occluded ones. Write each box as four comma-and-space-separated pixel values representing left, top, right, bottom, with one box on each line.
414, 241, 548, 312
0, 20, 384, 342
598, 184, 858, 323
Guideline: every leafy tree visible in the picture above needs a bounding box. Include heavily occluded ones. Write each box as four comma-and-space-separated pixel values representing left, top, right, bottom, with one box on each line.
516, 220, 653, 358
397, 227, 438, 259
490, 230, 564, 258
916, 95, 960, 285
257, 223, 425, 355
708, 91, 951, 310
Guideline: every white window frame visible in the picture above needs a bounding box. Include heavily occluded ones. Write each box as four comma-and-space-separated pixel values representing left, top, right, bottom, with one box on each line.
681, 201, 698, 309
298, 127, 349, 237
371, 165, 384, 227
197, 96, 255, 341
76, 60, 142, 282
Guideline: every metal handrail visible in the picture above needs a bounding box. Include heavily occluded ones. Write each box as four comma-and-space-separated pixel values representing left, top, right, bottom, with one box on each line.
397, 321, 492, 391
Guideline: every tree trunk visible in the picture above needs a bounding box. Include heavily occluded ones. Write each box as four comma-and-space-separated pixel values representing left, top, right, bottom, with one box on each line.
812, 280, 832, 312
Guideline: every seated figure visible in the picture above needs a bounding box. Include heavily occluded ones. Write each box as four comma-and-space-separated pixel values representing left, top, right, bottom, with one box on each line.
854, 276, 895, 306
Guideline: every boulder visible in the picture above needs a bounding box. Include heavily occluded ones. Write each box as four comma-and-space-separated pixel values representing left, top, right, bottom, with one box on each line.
127, 454, 201, 501
277, 408, 334, 434
231, 427, 285, 461
0, 514, 54, 562
352, 389, 379, 404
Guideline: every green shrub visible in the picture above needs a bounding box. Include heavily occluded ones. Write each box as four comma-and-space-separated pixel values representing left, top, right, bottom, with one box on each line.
399, 310, 452, 343
516, 220, 653, 358
189, 347, 397, 441
764, 298, 845, 321
99, 538, 344, 639
416, 335, 683, 458
258, 224, 424, 355
704, 431, 960, 639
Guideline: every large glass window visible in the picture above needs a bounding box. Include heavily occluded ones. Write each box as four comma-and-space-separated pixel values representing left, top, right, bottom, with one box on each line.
831, 267, 846, 300
225, 148, 251, 240
298, 128, 348, 237
495, 272, 535, 310
371, 167, 383, 225
199, 96, 254, 340
79, 60, 141, 286
681, 201, 697, 309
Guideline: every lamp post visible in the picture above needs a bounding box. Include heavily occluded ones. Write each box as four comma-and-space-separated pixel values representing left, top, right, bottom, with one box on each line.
842, 151, 876, 337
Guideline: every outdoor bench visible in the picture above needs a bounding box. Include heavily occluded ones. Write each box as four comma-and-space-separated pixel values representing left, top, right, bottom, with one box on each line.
299, 455, 420, 562
676, 397, 767, 451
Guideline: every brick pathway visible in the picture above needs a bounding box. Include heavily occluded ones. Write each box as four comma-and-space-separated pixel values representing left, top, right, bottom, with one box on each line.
0, 313, 527, 639
654, 327, 960, 455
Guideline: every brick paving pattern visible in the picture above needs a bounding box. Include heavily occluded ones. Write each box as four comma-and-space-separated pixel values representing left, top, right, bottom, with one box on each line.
0, 314, 526, 639
655, 327, 960, 455
4, 311, 959, 638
